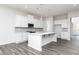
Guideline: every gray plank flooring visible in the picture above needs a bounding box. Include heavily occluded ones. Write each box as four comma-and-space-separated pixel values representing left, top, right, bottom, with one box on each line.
0, 38, 79, 55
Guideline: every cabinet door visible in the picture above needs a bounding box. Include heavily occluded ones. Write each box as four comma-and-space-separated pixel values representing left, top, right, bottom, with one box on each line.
15, 15, 23, 27
22, 33, 28, 42
21, 16, 26, 27
54, 24, 62, 38
15, 32, 28, 43
15, 15, 26, 27
15, 33, 22, 43
61, 32, 69, 39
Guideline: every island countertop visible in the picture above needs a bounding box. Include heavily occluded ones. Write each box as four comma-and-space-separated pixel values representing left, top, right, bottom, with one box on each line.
28, 32, 55, 36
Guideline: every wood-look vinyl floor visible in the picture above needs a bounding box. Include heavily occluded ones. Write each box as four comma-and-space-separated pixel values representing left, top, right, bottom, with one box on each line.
0, 38, 79, 55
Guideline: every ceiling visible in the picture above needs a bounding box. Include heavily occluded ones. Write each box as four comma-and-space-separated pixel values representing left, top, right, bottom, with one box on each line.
5, 4, 79, 17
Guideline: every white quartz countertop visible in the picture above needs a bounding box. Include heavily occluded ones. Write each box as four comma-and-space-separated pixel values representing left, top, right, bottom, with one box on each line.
28, 32, 55, 36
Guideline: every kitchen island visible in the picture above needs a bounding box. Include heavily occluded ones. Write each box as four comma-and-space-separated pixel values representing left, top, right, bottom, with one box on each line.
28, 32, 57, 51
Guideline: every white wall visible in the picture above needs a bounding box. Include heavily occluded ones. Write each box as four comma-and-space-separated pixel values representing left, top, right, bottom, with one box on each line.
0, 5, 16, 45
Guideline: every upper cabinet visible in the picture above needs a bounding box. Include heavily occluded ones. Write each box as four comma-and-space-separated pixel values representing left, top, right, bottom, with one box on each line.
46, 17, 53, 32
15, 15, 27, 27
15, 14, 43, 28
33, 18, 43, 28
54, 19, 68, 28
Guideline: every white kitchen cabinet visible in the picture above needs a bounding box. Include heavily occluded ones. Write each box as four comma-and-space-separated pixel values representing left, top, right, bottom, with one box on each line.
22, 32, 28, 42
15, 15, 28, 27
46, 17, 53, 32
61, 32, 69, 39
54, 19, 70, 40
15, 14, 43, 28
15, 15, 23, 27
28, 32, 57, 51
54, 24, 62, 38
15, 32, 28, 43
15, 32, 22, 43
27, 16, 43, 28
54, 19, 68, 28
33, 19, 43, 28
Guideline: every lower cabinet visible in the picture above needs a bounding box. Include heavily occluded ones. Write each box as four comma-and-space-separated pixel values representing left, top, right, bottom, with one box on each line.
22, 32, 28, 42
61, 32, 69, 40
15, 32, 28, 43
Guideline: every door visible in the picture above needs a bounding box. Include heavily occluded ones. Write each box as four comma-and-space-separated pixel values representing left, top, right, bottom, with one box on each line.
54, 24, 62, 38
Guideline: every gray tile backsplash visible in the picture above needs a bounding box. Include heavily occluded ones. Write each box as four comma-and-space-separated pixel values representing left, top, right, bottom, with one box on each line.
15, 27, 43, 33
